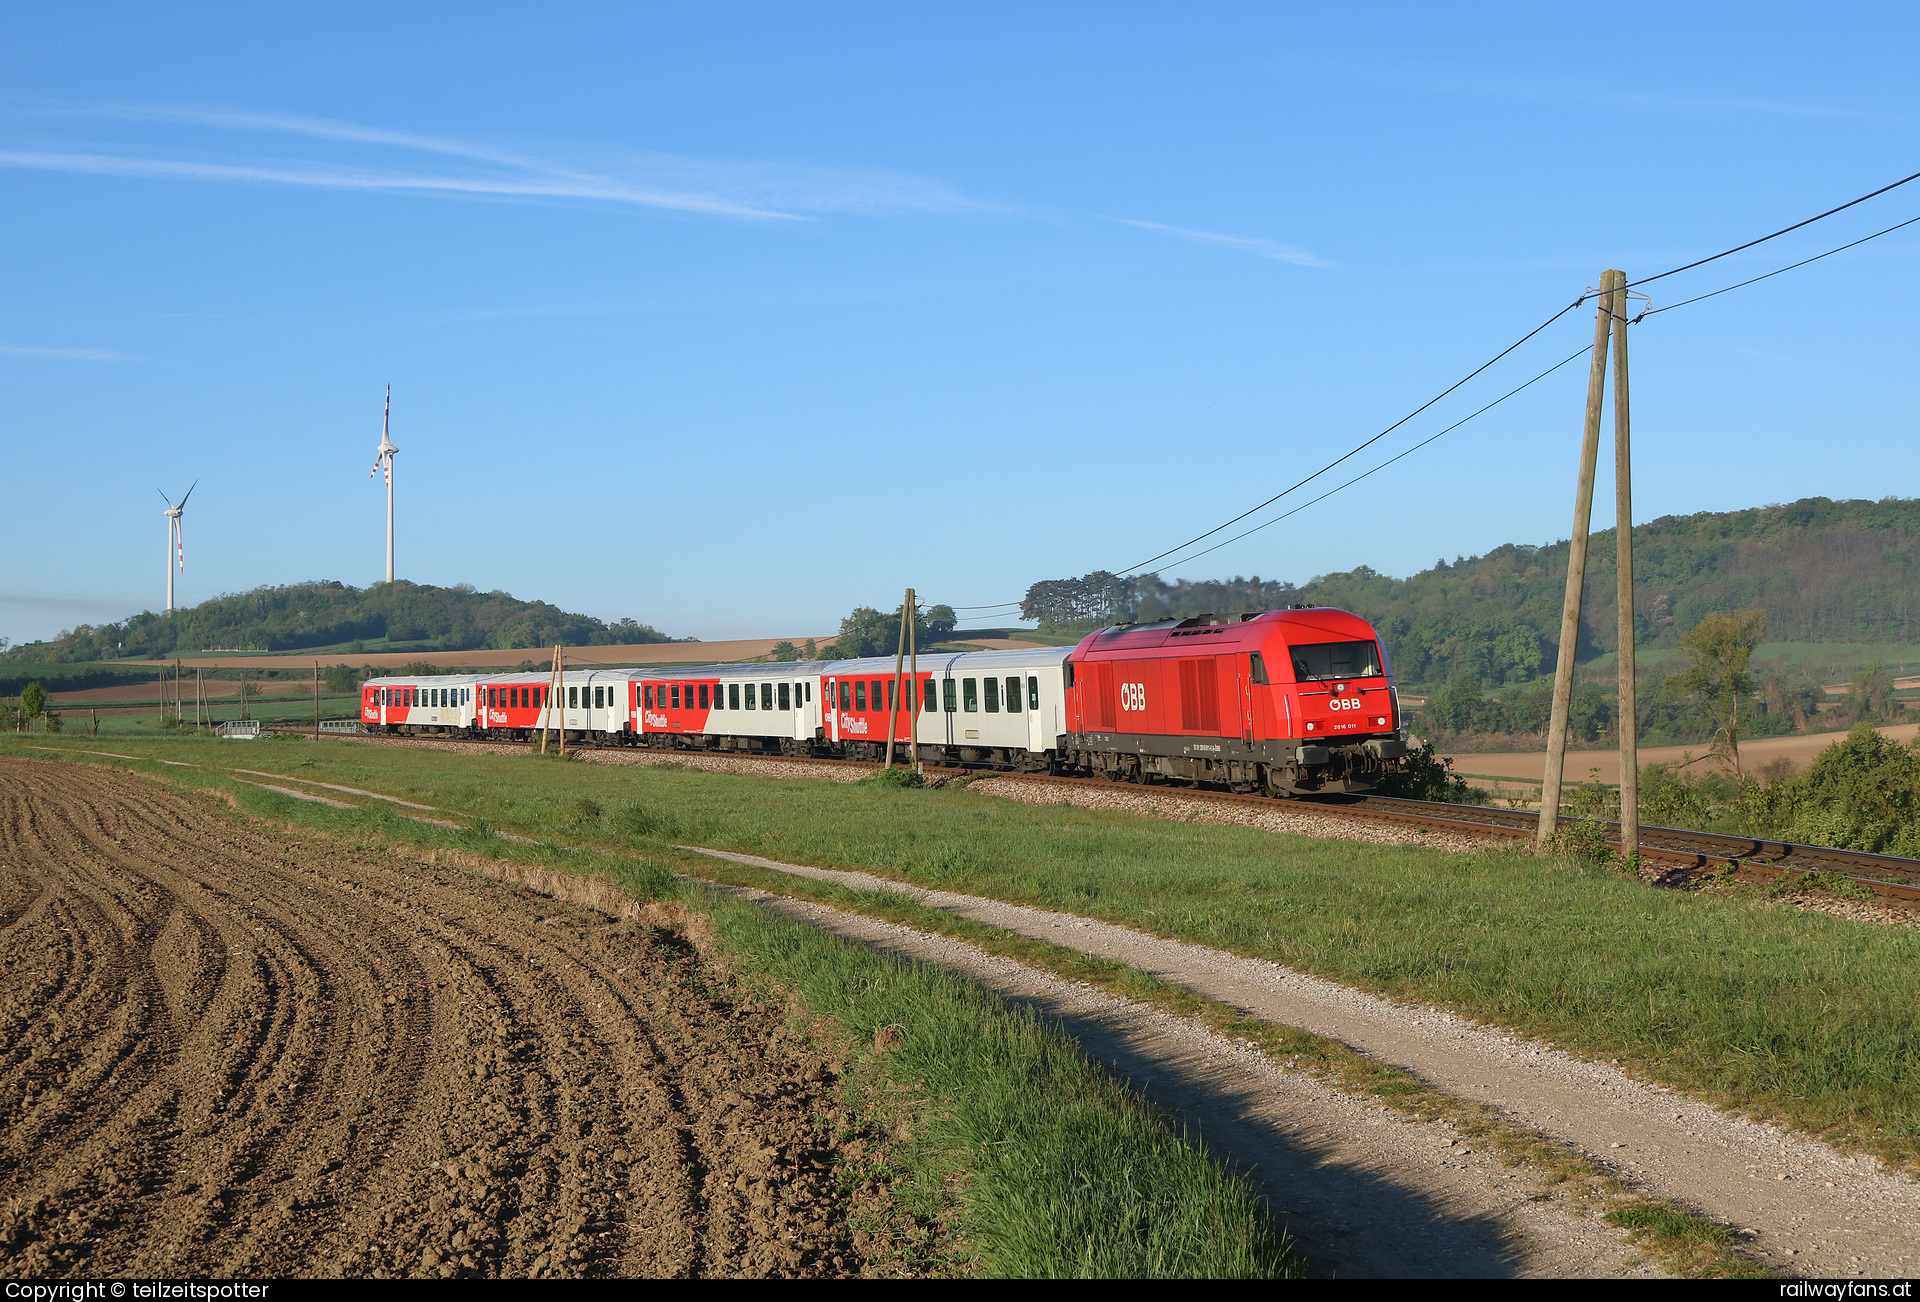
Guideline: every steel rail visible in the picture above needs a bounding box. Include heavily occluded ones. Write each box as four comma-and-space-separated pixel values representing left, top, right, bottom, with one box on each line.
337, 731, 1920, 907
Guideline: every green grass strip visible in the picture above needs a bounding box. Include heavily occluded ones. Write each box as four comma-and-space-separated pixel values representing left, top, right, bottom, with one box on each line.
10, 742, 1298, 1280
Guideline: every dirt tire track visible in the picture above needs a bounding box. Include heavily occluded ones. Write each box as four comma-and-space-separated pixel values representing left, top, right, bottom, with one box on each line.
0, 759, 878, 1278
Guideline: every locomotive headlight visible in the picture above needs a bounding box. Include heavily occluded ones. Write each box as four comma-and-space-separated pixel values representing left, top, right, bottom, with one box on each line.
1374, 716, 1387, 725
1305, 722, 1316, 731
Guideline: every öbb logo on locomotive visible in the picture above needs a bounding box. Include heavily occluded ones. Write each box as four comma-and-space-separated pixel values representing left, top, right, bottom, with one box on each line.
357, 607, 1408, 796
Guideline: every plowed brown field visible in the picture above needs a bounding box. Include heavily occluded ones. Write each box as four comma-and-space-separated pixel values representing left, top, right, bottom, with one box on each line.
0, 759, 880, 1279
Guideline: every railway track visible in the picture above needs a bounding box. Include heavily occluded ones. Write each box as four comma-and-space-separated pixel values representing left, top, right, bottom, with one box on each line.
338, 731, 1920, 908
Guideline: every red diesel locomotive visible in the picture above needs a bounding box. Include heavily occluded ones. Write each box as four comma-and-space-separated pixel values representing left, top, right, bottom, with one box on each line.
1061, 608, 1405, 795
357, 606, 1408, 796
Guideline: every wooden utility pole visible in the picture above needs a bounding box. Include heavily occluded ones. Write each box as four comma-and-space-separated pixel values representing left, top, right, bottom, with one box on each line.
908, 590, 921, 777
1538, 268, 1621, 847
885, 589, 910, 769
540, 644, 564, 756
175, 659, 184, 723
313, 661, 321, 740
1613, 276, 1640, 864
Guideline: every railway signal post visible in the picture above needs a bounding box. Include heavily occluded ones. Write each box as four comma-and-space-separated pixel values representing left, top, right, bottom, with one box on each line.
1538, 268, 1621, 848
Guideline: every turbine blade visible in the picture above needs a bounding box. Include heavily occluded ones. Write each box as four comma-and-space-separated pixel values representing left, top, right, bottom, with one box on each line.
158, 488, 174, 509
178, 480, 197, 510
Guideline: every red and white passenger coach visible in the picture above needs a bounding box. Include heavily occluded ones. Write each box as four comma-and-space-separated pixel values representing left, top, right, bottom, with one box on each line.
358, 606, 1407, 795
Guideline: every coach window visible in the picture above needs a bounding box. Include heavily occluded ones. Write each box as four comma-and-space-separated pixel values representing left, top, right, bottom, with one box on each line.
942, 678, 957, 711
1006, 677, 1023, 712
836, 682, 848, 712
723, 682, 735, 710
695, 684, 706, 709
983, 677, 999, 712
744, 683, 757, 710
759, 683, 772, 710
567, 686, 577, 708
924, 678, 938, 712
854, 681, 866, 711
804, 681, 812, 702
963, 678, 978, 712
1028, 676, 1040, 710
778, 682, 790, 711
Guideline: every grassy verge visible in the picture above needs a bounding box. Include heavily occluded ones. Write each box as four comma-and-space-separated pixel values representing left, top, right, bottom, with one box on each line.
24, 733, 1920, 1180
7, 740, 1298, 1280
670, 847, 1768, 1279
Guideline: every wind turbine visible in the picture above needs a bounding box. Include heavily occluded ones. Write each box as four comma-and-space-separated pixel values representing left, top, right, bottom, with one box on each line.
370, 385, 398, 583
159, 481, 196, 613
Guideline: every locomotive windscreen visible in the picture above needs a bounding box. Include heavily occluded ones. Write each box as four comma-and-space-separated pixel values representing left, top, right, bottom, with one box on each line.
1289, 640, 1383, 682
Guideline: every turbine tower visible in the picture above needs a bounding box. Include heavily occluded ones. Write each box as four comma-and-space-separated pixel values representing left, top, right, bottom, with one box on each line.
158, 481, 196, 613
370, 385, 398, 583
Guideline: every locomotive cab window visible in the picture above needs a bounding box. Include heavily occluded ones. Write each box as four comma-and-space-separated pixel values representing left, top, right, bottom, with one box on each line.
1250, 652, 1270, 685
1289, 640, 1383, 683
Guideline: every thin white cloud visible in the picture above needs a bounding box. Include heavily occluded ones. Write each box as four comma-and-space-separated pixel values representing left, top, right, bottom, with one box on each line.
1115, 218, 1334, 267
1, 100, 989, 221
0, 343, 141, 361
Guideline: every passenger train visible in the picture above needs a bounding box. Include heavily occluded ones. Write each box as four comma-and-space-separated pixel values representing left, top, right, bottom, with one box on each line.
359, 607, 1408, 795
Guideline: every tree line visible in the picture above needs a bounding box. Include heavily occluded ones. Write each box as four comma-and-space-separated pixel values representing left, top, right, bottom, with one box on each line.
3, 580, 682, 664
1018, 496, 1920, 688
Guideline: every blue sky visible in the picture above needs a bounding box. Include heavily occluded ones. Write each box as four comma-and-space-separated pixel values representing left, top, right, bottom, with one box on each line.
4, 3, 1917, 645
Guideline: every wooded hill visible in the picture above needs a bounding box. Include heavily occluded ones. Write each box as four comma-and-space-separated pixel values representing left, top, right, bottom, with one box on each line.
1, 580, 680, 664
1024, 496, 1920, 687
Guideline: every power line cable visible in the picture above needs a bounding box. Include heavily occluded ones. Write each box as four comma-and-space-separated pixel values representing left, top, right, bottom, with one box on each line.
1638, 213, 1920, 317
1605, 168, 1920, 296
946, 172, 1920, 609
1112, 299, 1586, 576
1126, 168, 1920, 579
1143, 343, 1594, 575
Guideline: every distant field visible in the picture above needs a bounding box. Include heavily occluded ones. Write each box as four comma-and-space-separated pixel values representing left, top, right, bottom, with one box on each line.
1577, 641, 1920, 683
1444, 719, 1919, 786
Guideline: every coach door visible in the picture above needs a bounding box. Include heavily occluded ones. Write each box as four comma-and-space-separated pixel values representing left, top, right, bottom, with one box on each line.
826, 676, 838, 743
